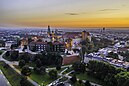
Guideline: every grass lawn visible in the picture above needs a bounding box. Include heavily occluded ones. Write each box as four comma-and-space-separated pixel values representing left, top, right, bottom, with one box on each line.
0, 61, 34, 86
14, 64, 63, 86
3, 55, 12, 61
72, 82, 85, 86
30, 70, 56, 86
0, 50, 4, 55
76, 72, 105, 85
0, 61, 21, 86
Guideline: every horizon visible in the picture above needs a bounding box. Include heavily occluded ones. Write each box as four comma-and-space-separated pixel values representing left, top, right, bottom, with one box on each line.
0, 0, 129, 28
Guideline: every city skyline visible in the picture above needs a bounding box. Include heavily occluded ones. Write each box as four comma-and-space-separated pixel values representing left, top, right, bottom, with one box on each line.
0, 0, 129, 28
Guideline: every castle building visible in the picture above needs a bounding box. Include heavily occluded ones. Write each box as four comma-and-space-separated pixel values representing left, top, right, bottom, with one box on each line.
47, 25, 51, 36
29, 41, 65, 52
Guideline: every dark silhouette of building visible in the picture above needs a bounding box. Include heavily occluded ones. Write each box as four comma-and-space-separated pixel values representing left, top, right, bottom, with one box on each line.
47, 25, 51, 35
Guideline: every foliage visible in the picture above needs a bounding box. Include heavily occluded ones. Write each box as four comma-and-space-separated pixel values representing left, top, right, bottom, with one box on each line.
84, 80, 91, 86
107, 52, 119, 59
72, 62, 86, 73
87, 60, 126, 86
0, 50, 3, 55
0, 61, 34, 86
56, 65, 61, 70
21, 65, 31, 76
34, 52, 63, 67
20, 76, 33, 86
70, 74, 77, 83
39, 66, 46, 74
19, 52, 31, 63
19, 60, 26, 68
115, 72, 129, 86
119, 51, 129, 62
48, 70, 57, 79
10, 51, 19, 61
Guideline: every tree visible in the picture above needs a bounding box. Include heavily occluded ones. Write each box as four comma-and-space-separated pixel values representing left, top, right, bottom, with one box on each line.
19, 52, 31, 63
10, 51, 19, 61
19, 60, 26, 68
34, 67, 40, 74
35, 59, 42, 68
115, 72, 129, 86
31, 46, 36, 52
72, 62, 86, 73
127, 67, 129, 71
56, 65, 61, 70
3, 63, 9, 69
20, 76, 33, 86
78, 79, 83, 85
28, 37, 33, 44
84, 80, 91, 86
5, 51, 10, 57
21, 65, 31, 76
22, 45, 27, 51
48, 70, 57, 79
39, 66, 46, 74
123, 80, 129, 86
80, 45, 87, 62
70, 74, 77, 83
107, 52, 119, 59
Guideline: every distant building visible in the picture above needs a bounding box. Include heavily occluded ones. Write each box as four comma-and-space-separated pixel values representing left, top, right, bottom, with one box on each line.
63, 32, 82, 39
103, 27, 105, 31
5, 41, 17, 48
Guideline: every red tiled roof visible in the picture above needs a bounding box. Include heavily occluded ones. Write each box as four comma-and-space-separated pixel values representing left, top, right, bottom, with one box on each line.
63, 32, 81, 38
53, 42, 65, 45
30, 42, 47, 45
62, 55, 80, 65
118, 47, 129, 51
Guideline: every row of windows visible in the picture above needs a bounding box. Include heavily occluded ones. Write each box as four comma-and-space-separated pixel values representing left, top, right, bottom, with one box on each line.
36, 45, 46, 47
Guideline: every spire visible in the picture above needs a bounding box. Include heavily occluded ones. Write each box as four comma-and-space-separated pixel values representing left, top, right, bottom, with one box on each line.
47, 25, 51, 35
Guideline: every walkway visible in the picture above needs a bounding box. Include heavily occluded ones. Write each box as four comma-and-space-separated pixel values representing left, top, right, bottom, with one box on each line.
0, 70, 11, 86
0, 51, 39, 86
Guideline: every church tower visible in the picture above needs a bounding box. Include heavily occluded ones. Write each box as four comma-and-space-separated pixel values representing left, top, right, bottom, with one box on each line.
47, 25, 51, 36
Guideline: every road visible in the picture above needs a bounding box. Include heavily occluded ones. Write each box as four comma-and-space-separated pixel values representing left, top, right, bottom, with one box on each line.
0, 70, 11, 86
0, 51, 39, 86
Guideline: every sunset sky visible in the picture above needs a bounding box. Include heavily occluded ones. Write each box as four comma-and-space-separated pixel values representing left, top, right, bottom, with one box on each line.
0, 0, 129, 28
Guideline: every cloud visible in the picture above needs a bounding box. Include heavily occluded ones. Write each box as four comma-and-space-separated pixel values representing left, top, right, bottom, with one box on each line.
121, 4, 126, 7
99, 9, 119, 12
65, 13, 79, 15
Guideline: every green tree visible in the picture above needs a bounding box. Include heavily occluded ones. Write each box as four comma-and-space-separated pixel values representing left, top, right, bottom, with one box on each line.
80, 45, 87, 62
35, 59, 42, 68
21, 65, 31, 76
39, 66, 46, 74
20, 76, 33, 86
107, 52, 119, 59
56, 65, 61, 70
115, 72, 129, 86
72, 62, 86, 73
84, 80, 91, 86
19, 52, 31, 63
48, 70, 57, 79
19, 60, 26, 68
70, 74, 77, 83
10, 51, 19, 61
